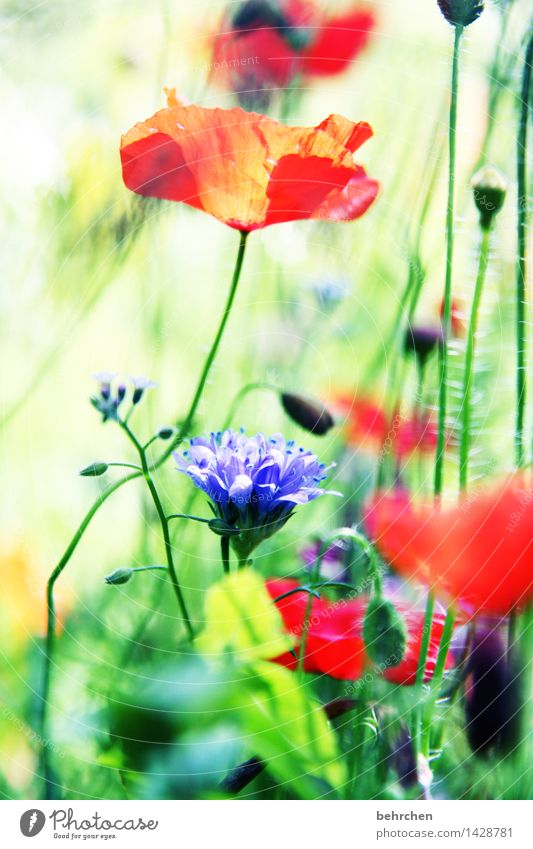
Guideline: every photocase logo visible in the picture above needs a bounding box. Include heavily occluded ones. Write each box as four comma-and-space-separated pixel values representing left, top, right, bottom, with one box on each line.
20, 809, 46, 837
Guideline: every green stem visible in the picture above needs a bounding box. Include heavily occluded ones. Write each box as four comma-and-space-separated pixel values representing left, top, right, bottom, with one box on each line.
175, 230, 249, 444
38, 230, 249, 797
221, 535, 230, 575
121, 420, 195, 642
435, 24, 463, 498
420, 606, 457, 758
412, 591, 435, 759
516, 34, 532, 467
38, 469, 138, 798
459, 226, 491, 490
166, 513, 211, 525
222, 381, 277, 430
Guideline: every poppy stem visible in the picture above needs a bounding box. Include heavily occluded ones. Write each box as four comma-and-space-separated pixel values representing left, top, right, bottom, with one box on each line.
435, 24, 463, 498
412, 591, 436, 759
297, 541, 329, 682
515, 34, 532, 468
459, 225, 492, 491
420, 605, 457, 760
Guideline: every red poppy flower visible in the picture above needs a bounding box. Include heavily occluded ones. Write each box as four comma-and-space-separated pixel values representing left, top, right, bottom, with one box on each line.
265, 579, 453, 684
120, 99, 378, 231
333, 394, 389, 450
393, 414, 440, 459
333, 394, 444, 460
439, 297, 466, 337
364, 475, 533, 615
211, 1, 375, 92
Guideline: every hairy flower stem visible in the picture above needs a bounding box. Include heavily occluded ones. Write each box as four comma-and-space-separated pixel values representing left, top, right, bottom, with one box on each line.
516, 34, 532, 467
120, 421, 195, 642
420, 606, 457, 759
435, 24, 463, 498
38, 230, 249, 798
459, 226, 491, 490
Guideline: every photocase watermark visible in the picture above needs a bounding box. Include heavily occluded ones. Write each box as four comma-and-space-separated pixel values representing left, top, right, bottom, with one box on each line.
211, 55, 261, 72
2, 703, 65, 759
19, 807, 159, 839
506, 487, 533, 533
20, 809, 46, 837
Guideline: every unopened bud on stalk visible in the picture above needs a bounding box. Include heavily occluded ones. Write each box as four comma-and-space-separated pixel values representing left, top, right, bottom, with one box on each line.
363, 597, 407, 668
404, 326, 444, 365
208, 518, 241, 536
471, 166, 507, 230
157, 426, 175, 440
281, 392, 334, 435
437, 0, 484, 27
80, 462, 109, 477
105, 567, 133, 585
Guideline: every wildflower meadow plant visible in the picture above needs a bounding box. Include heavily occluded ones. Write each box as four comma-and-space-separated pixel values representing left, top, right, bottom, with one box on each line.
1, 0, 531, 812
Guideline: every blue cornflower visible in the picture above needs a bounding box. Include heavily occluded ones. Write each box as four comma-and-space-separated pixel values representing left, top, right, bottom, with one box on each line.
174, 429, 340, 561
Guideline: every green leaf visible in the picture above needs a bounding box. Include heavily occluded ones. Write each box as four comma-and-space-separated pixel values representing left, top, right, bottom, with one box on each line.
239, 662, 346, 796
198, 570, 292, 663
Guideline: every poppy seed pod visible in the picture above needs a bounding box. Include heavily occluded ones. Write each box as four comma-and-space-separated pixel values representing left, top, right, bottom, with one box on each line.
437, 0, 484, 27
105, 567, 133, 585
281, 392, 335, 435
404, 326, 444, 365
465, 629, 522, 756
471, 166, 508, 230
363, 596, 407, 669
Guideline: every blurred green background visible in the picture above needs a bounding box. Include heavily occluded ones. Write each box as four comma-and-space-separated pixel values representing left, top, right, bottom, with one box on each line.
0, 0, 531, 798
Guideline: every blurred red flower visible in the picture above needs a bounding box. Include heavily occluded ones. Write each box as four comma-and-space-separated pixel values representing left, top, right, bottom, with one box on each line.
121, 99, 378, 231
364, 475, 533, 615
333, 394, 443, 459
265, 578, 453, 684
211, 1, 375, 93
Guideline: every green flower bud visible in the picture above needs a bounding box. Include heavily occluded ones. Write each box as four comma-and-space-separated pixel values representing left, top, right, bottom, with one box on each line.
437, 0, 484, 27
471, 166, 507, 230
208, 518, 241, 536
80, 462, 109, 477
157, 426, 175, 440
105, 567, 133, 585
363, 597, 407, 668
280, 392, 334, 436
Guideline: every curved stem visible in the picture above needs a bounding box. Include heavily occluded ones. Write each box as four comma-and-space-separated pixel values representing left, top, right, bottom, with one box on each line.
459, 226, 491, 490
38, 230, 249, 797
435, 25, 463, 498
38, 469, 138, 798
121, 421, 194, 642
222, 381, 277, 430
516, 34, 532, 467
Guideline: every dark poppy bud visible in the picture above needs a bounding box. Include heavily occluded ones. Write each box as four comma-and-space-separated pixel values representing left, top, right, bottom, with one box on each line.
208, 518, 241, 536
465, 629, 521, 756
404, 326, 444, 364
281, 392, 334, 435
471, 166, 507, 230
105, 567, 133, 585
231, 0, 311, 51
437, 0, 484, 27
157, 426, 175, 440
363, 597, 407, 668
80, 461, 109, 477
